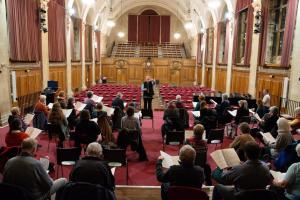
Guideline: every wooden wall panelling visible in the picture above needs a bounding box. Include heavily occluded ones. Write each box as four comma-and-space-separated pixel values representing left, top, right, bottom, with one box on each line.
95, 63, 100, 82
179, 66, 195, 85
256, 72, 285, 106
197, 65, 202, 85
101, 58, 117, 83
205, 66, 212, 89
231, 69, 249, 94
49, 66, 66, 92
85, 64, 93, 88
15, 68, 42, 97
71, 65, 82, 90
215, 67, 227, 92
128, 65, 144, 84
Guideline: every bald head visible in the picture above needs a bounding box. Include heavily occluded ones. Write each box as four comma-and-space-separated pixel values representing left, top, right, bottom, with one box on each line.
86, 142, 103, 157
179, 145, 196, 165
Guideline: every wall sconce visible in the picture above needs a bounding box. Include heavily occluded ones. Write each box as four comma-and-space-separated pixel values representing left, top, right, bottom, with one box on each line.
25, 69, 31, 73
269, 74, 274, 78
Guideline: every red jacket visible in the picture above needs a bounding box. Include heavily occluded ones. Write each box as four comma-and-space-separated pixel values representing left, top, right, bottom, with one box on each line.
5, 131, 29, 147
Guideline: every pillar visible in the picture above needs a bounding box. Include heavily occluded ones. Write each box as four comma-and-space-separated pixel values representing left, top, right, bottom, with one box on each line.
288, 0, 300, 101
81, 22, 87, 90
65, 8, 73, 97
40, 0, 50, 89
211, 24, 219, 90
0, 0, 12, 125
91, 29, 96, 85
225, 20, 234, 94
201, 34, 206, 87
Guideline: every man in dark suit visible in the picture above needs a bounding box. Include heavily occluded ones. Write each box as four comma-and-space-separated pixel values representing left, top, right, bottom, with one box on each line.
143, 76, 154, 110
70, 142, 115, 191
112, 92, 125, 111
156, 145, 205, 200
212, 141, 272, 200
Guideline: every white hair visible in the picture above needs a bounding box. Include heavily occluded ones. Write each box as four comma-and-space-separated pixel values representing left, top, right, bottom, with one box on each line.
39, 95, 47, 102
179, 145, 196, 165
86, 142, 103, 157
176, 95, 181, 100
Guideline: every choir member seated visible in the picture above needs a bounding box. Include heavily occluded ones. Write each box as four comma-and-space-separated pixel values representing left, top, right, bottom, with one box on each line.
112, 92, 125, 111
156, 145, 205, 200
194, 94, 205, 111
259, 106, 280, 136
216, 94, 231, 124
212, 141, 271, 200
84, 91, 96, 117
5, 118, 29, 147
33, 95, 49, 130
161, 101, 183, 138
69, 142, 115, 191
8, 107, 28, 131
66, 97, 78, 130
289, 107, 300, 135
235, 100, 249, 125
3, 138, 67, 200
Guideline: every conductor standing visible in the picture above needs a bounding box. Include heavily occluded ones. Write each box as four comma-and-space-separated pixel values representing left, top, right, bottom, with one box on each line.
143, 76, 154, 110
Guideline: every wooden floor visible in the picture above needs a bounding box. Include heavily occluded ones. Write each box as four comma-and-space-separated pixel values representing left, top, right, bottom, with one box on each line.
115, 185, 214, 200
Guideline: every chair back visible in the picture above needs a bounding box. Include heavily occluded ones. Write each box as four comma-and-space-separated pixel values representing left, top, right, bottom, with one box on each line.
167, 186, 209, 200
57, 182, 116, 200
166, 131, 185, 145
56, 147, 81, 165
235, 189, 278, 200
178, 108, 189, 128
194, 149, 207, 167
0, 182, 34, 200
103, 148, 127, 166
0, 146, 21, 173
239, 116, 251, 124
47, 123, 64, 140
207, 128, 224, 144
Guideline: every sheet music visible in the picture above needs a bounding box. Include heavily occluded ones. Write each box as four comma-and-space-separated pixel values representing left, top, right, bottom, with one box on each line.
210, 148, 240, 169
281, 114, 293, 120
25, 127, 42, 139
48, 103, 53, 109
191, 111, 200, 117
184, 130, 206, 141
74, 102, 87, 111
91, 95, 103, 103
40, 157, 50, 171
249, 109, 255, 115
62, 109, 72, 118
160, 151, 179, 168
102, 106, 115, 117
111, 167, 116, 176
90, 118, 98, 123
210, 99, 218, 106
124, 102, 127, 107
253, 113, 262, 122
192, 102, 197, 108
134, 111, 142, 119
260, 132, 276, 144
228, 110, 237, 117
270, 170, 286, 182
24, 113, 34, 125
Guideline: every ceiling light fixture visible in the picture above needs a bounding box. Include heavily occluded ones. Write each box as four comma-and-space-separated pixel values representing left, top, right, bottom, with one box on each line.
225, 12, 233, 20
82, 0, 95, 5
208, 0, 221, 9
174, 32, 181, 39
117, 31, 125, 38
69, 8, 75, 16
184, 21, 193, 30
107, 19, 116, 27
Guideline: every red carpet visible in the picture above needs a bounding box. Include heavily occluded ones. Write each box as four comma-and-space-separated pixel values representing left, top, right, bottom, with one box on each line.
0, 111, 233, 185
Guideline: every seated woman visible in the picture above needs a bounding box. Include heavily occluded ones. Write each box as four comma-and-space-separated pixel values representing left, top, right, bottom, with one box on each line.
66, 97, 78, 130
216, 94, 231, 124
256, 99, 267, 119
48, 103, 69, 147
75, 109, 101, 147
118, 106, 148, 161
194, 94, 205, 111
161, 101, 182, 138
8, 107, 27, 131
235, 100, 249, 124
57, 91, 67, 109
5, 118, 29, 147
98, 114, 114, 145
229, 122, 255, 161
197, 101, 217, 135
95, 103, 108, 118
259, 106, 279, 137
263, 118, 293, 159
289, 107, 300, 135
185, 124, 212, 185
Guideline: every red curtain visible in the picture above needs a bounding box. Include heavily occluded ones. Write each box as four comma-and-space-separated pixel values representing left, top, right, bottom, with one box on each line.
85, 25, 93, 61
71, 17, 81, 61
48, 0, 66, 62
232, 0, 253, 65
244, 7, 254, 65
223, 20, 230, 64
149, 16, 160, 43
197, 33, 203, 64
259, 0, 270, 66
6, 0, 40, 61
138, 15, 149, 43
161, 16, 170, 43
95, 31, 101, 62
281, 0, 299, 67
216, 22, 222, 64
128, 15, 138, 42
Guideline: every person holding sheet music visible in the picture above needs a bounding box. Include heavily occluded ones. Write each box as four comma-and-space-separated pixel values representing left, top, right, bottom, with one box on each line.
112, 92, 125, 111
84, 91, 97, 117
271, 144, 300, 200
215, 94, 231, 124
262, 118, 293, 159
262, 89, 271, 112
5, 118, 29, 147
35, 95, 50, 117
48, 103, 69, 147
194, 94, 205, 111
8, 107, 28, 131
74, 110, 102, 148
66, 97, 78, 130
57, 91, 67, 109
259, 106, 280, 137
256, 99, 267, 118
142, 76, 154, 110
212, 141, 272, 200
185, 124, 212, 185
161, 101, 182, 138
196, 101, 217, 134
235, 100, 249, 125
156, 145, 205, 200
